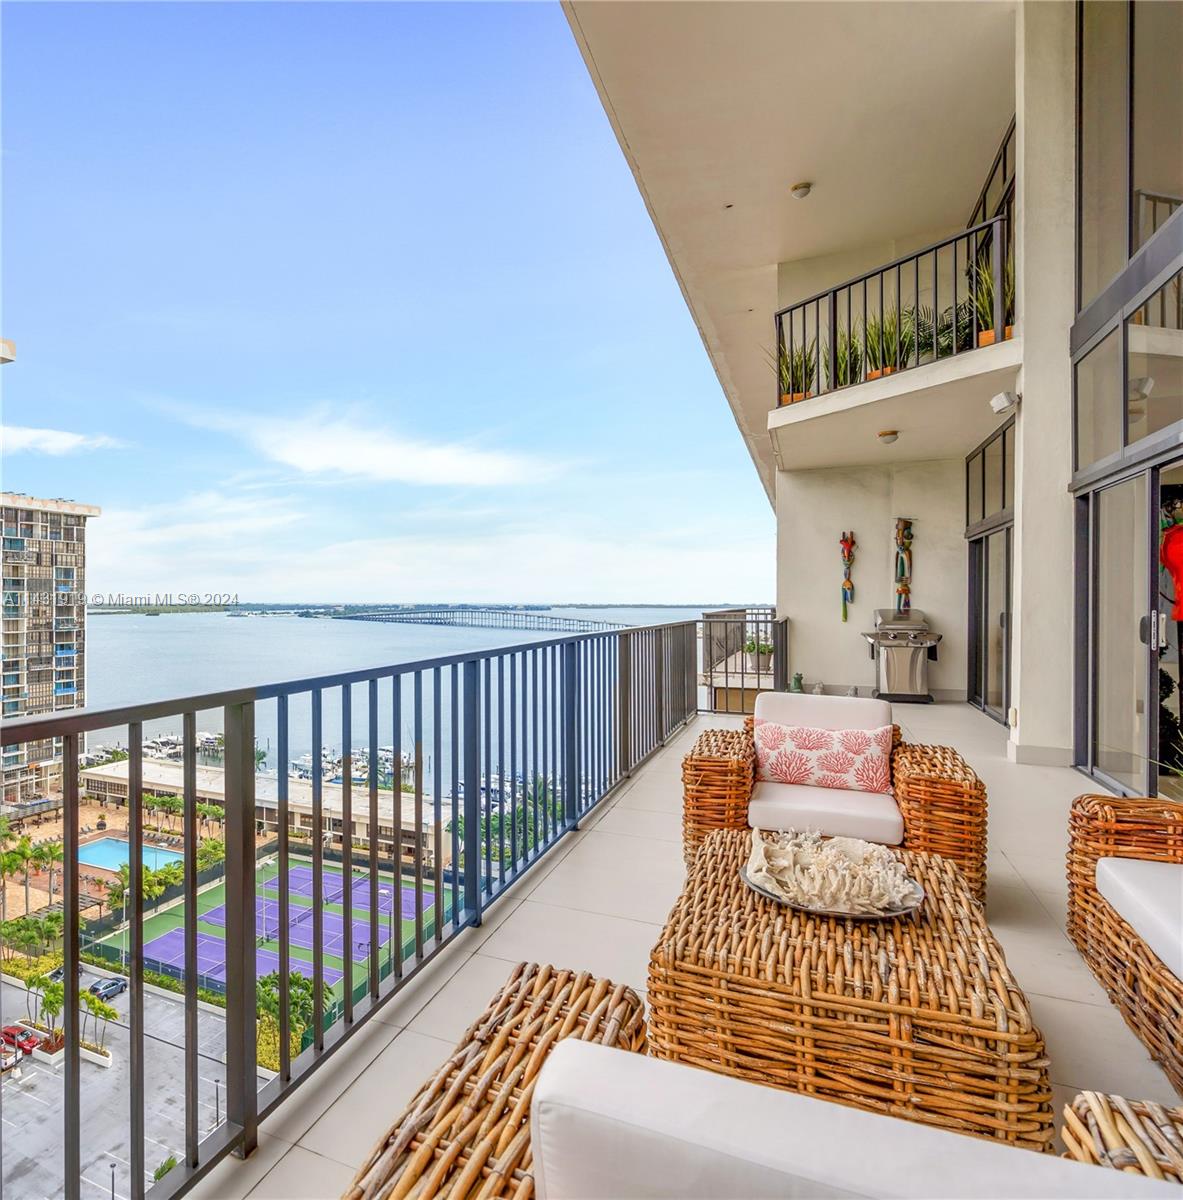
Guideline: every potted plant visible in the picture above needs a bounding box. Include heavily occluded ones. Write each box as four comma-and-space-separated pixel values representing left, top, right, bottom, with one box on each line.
864, 307, 913, 380
972, 255, 1015, 346
824, 324, 863, 389
744, 636, 773, 672
772, 339, 817, 405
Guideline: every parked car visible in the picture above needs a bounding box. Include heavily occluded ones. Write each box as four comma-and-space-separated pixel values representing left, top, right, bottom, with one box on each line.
47, 963, 83, 983
88, 977, 128, 1000
2, 1025, 39, 1056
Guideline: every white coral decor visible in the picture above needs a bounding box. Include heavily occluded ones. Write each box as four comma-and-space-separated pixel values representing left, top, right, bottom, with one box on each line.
746, 829, 919, 916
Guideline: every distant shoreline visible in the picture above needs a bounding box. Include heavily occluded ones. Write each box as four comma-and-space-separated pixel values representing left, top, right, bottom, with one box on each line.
88, 601, 766, 616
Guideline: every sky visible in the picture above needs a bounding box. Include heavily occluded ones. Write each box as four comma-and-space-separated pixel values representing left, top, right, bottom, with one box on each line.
1, 1, 773, 604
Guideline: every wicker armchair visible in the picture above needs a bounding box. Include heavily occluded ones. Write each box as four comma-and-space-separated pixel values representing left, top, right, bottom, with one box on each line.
1067, 794, 1183, 1096
682, 718, 988, 899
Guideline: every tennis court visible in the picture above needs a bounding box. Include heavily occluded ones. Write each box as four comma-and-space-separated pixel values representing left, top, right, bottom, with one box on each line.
263, 866, 428, 922
141, 925, 344, 986
203, 897, 397, 960
100, 856, 448, 999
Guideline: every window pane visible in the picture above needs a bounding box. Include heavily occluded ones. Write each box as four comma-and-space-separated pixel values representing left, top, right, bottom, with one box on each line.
1080, 1, 1130, 308
1094, 476, 1149, 793
1132, 0, 1183, 251
967, 453, 984, 525
985, 432, 1004, 516
1003, 427, 1015, 509
1076, 327, 1123, 468
1128, 267, 1183, 443
985, 530, 1008, 712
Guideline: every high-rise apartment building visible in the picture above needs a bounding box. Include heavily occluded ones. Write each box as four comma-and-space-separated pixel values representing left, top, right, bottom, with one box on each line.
1, 493, 101, 809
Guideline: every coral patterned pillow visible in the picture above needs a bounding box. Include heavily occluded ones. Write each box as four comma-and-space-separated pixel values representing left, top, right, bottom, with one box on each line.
753, 721, 893, 795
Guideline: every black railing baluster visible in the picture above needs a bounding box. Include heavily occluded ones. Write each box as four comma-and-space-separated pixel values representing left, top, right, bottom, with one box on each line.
413, 672, 424, 960
277, 695, 291, 1076
182, 712, 200, 1157
449, 664, 459, 926
392, 676, 403, 981
462, 660, 481, 925
432, 667, 443, 945
367, 680, 379, 1000
63, 729, 81, 1200
341, 684, 353, 1026
128, 721, 145, 1199
310, 689, 324, 1047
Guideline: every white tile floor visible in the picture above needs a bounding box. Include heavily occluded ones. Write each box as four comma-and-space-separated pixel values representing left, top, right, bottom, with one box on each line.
194, 702, 1179, 1199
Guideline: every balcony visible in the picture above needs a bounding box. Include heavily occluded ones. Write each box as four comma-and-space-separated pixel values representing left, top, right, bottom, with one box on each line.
770, 215, 1020, 470
181, 704, 1175, 1200
1, 620, 1179, 1199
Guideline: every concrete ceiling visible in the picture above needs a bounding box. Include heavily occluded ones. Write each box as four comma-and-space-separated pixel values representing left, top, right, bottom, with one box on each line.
565, 0, 1016, 501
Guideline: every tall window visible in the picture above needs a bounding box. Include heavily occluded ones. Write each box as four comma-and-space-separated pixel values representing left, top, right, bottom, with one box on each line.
1132, 1, 1183, 251
1078, 1, 1130, 309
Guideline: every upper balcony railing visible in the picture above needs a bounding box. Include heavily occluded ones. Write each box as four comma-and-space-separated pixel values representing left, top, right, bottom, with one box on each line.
772, 213, 1014, 408
0, 619, 700, 1200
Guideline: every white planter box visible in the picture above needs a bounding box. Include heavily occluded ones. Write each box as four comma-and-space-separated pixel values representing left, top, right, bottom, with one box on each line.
80, 1045, 112, 1069
32, 1045, 63, 1066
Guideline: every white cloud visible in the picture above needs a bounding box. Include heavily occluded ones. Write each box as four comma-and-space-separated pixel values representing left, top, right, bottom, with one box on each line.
179, 406, 551, 487
2, 426, 124, 455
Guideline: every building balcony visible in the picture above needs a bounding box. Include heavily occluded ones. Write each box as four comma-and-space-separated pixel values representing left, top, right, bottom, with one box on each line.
770, 215, 1020, 471
1, 616, 1177, 1200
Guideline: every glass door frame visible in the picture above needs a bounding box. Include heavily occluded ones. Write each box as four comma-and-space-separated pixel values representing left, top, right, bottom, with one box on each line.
967, 526, 1013, 724
1076, 461, 1162, 797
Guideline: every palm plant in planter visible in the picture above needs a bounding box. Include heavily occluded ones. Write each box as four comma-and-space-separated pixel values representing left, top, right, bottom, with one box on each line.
824, 324, 863, 389
972, 255, 1015, 346
772, 339, 817, 404
864, 307, 913, 379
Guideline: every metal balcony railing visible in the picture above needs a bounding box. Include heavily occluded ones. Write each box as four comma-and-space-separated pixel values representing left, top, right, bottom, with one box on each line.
0, 619, 699, 1200
772, 213, 1013, 407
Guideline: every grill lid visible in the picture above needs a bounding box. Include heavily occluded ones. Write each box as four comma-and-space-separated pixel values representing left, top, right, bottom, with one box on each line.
872, 608, 930, 631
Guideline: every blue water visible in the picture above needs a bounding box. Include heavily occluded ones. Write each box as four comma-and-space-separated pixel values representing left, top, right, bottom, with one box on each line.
78, 837, 184, 872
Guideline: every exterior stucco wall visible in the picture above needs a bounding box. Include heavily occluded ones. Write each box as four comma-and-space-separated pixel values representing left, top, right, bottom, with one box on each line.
775, 460, 967, 699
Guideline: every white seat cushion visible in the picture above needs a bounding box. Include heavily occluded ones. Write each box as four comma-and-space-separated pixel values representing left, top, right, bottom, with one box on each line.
754, 691, 891, 731
749, 780, 904, 846
1096, 857, 1183, 980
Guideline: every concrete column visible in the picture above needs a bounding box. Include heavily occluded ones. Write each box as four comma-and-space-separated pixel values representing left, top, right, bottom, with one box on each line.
1008, 0, 1076, 764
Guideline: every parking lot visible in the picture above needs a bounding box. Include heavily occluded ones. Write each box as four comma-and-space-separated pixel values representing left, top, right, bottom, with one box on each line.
1, 971, 229, 1198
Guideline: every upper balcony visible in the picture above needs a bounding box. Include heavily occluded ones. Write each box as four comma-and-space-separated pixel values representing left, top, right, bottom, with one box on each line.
769, 124, 1022, 471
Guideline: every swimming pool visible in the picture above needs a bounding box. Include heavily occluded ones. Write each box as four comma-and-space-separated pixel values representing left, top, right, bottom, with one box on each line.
77, 837, 184, 872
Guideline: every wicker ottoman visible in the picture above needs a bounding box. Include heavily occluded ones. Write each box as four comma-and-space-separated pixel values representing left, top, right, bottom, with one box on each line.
648, 828, 1053, 1150
1062, 1092, 1183, 1181
345, 961, 646, 1200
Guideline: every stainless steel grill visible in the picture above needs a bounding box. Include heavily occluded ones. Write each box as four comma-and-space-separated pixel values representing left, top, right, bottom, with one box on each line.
861, 609, 942, 703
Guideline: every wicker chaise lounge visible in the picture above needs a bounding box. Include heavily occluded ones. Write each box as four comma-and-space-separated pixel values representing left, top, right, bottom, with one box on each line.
682, 693, 988, 899
1067, 794, 1183, 1096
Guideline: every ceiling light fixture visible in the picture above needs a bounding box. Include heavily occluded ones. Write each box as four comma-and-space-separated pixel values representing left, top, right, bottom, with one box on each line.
877, 430, 899, 444
790, 181, 813, 200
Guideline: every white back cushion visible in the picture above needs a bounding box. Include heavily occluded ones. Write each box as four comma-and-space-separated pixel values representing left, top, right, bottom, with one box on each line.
531, 1041, 1180, 1199
755, 691, 891, 731
1096, 857, 1183, 979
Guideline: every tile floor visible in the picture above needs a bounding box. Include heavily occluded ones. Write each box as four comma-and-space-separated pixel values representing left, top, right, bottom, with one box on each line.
193, 702, 1178, 1199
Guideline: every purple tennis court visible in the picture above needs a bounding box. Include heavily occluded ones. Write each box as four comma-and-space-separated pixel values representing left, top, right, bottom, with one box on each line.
264, 865, 427, 922
203, 897, 400, 959
142, 926, 343, 987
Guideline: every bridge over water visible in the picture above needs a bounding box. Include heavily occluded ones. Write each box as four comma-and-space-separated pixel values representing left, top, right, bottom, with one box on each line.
337, 608, 624, 633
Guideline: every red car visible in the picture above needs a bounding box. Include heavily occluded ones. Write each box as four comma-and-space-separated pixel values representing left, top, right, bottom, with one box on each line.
2, 1025, 39, 1056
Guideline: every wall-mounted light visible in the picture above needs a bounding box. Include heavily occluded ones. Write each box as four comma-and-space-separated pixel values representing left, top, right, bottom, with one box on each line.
990, 390, 1020, 416
789, 181, 813, 200
877, 430, 899, 444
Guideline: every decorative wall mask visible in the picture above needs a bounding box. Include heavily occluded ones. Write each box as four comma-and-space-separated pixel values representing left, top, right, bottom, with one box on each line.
894, 518, 914, 615
839, 531, 856, 622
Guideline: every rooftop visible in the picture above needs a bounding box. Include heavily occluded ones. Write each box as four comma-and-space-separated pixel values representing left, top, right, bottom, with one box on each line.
189, 702, 1177, 1199
0, 492, 102, 518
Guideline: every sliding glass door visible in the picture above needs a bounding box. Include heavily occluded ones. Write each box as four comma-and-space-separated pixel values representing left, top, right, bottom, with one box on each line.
968, 528, 1011, 722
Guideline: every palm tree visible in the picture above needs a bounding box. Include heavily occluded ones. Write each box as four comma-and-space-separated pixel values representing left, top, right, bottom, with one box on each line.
92, 996, 117, 1051
0, 848, 21, 926
40, 910, 63, 954
35, 843, 64, 907
12, 837, 35, 915
40, 981, 64, 1043
25, 972, 47, 1026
